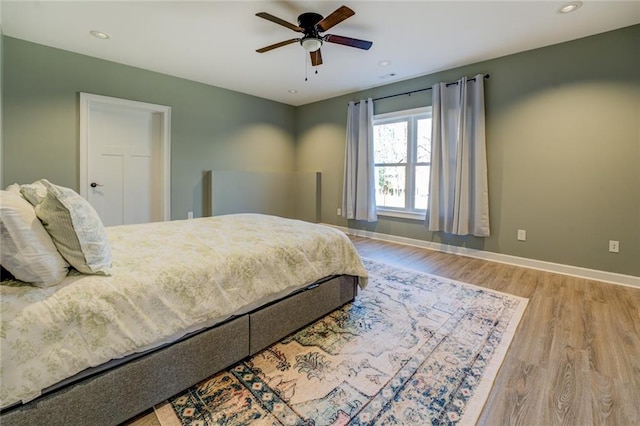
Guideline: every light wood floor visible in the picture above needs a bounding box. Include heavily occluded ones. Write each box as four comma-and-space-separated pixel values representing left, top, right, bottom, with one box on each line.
126, 236, 640, 425
352, 236, 640, 425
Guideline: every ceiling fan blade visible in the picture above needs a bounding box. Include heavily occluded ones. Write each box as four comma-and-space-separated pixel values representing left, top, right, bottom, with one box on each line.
324, 34, 373, 50
317, 5, 355, 32
256, 12, 303, 32
256, 38, 299, 53
310, 49, 323, 66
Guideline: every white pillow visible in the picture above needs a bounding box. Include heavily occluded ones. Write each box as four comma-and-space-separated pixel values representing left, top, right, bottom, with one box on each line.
5, 183, 22, 195
35, 180, 112, 275
0, 190, 70, 287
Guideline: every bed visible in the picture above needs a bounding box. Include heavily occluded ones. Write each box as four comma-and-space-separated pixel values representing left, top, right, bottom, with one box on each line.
0, 210, 367, 426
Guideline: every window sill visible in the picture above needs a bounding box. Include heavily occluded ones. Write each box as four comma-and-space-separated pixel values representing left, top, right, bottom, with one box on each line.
376, 209, 425, 221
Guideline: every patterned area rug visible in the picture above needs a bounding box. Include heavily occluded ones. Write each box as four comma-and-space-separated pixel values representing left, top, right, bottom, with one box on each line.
155, 258, 528, 425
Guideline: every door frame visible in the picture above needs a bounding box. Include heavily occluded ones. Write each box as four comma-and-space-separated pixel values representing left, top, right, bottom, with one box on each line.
79, 92, 171, 222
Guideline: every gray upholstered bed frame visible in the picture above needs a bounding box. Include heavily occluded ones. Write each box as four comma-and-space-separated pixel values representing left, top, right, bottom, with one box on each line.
1, 274, 358, 426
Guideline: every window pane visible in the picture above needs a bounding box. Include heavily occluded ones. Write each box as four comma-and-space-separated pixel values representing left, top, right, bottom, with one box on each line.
375, 166, 406, 208
414, 165, 430, 210
417, 118, 432, 163
374, 122, 407, 164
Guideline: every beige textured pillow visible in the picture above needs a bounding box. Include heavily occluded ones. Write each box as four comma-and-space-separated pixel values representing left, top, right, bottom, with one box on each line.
20, 180, 49, 206
0, 190, 70, 286
35, 180, 112, 275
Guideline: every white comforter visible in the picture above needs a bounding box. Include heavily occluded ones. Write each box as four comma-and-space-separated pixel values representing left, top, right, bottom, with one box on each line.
0, 214, 367, 409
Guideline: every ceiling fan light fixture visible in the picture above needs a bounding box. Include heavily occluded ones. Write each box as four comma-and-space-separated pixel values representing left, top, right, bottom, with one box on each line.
301, 37, 323, 52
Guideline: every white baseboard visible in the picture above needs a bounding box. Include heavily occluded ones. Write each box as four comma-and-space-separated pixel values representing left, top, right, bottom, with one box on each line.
325, 224, 640, 289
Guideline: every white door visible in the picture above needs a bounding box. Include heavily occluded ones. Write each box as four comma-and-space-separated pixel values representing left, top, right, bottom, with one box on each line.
80, 93, 171, 226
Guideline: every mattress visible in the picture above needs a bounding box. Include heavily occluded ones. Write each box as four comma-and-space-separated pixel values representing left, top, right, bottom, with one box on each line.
0, 214, 368, 409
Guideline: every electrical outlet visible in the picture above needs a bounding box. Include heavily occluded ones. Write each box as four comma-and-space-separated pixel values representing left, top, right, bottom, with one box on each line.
517, 229, 526, 241
187, 211, 193, 219
609, 240, 619, 253
337, 208, 342, 216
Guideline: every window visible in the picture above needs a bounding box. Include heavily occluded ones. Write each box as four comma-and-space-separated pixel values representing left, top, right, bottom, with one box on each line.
373, 107, 432, 219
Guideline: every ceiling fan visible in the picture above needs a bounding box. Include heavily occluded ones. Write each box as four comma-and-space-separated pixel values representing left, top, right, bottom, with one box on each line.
255, 5, 373, 67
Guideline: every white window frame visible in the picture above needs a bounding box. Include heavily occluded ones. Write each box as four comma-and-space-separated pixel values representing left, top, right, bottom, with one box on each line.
373, 106, 432, 220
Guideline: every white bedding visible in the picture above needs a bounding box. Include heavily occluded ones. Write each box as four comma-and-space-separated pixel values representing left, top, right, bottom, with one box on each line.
0, 214, 368, 409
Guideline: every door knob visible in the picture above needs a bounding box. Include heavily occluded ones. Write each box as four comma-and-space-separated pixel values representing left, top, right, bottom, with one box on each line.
90, 182, 104, 188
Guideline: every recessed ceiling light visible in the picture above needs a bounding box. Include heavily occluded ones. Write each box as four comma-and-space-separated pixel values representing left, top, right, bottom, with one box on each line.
378, 60, 391, 67
288, 90, 298, 94
89, 30, 110, 39
557, 1, 582, 14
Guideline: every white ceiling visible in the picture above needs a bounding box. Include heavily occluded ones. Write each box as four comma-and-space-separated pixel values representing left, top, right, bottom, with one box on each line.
2, 1, 639, 106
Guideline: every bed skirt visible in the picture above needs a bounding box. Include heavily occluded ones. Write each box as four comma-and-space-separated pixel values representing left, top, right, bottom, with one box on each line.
0, 275, 358, 426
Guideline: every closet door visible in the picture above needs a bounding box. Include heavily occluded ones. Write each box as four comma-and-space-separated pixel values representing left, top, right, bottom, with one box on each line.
79, 93, 171, 226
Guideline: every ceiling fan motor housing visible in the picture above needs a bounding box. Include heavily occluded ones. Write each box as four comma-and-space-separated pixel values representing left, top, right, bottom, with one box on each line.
298, 12, 324, 51
297, 12, 323, 33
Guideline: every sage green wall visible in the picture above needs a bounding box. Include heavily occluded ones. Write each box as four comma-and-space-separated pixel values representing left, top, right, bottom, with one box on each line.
3, 26, 639, 277
296, 25, 640, 277
2, 37, 296, 219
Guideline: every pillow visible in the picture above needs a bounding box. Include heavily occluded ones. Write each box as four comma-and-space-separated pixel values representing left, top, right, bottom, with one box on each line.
20, 180, 49, 206
35, 180, 112, 275
0, 190, 70, 287
5, 183, 22, 195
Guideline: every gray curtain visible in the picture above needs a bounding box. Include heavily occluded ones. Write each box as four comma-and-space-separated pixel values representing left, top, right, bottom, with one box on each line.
426, 75, 490, 237
342, 98, 377, 222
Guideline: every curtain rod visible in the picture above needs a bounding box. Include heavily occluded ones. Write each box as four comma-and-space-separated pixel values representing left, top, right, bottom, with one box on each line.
352, 74, 490, 105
